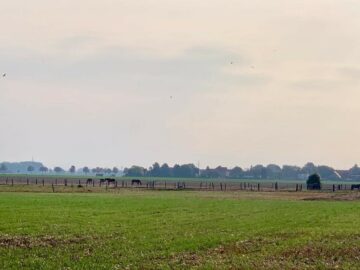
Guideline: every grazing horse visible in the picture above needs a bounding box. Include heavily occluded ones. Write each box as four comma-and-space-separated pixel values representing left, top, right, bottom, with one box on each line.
86, 178, 93, 185
131, 179, 142, 186
351, 184, 360, 190
105, 178, 116, 185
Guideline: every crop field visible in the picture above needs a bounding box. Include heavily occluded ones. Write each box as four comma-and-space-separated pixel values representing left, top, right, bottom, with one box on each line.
1, 188, 360, 269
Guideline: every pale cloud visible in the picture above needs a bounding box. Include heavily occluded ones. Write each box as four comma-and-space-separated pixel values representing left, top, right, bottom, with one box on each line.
1, 0, 360, 169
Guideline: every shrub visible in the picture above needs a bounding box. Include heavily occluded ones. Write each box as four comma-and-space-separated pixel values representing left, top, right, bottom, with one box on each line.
307, 173, 321, 190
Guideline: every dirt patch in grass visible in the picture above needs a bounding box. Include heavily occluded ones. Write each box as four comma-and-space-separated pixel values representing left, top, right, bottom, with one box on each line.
0, 235, 86, 248
192, 190, 360, 202
170, 234, 360, 269
170, 234, 293, 267
263, 238, 360, 269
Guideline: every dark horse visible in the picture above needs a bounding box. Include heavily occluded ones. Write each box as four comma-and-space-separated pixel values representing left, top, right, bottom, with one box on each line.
86, 178, 93, 185
131, 179, 142, 186
105, 178, 116, 185
351, 184, 360, 190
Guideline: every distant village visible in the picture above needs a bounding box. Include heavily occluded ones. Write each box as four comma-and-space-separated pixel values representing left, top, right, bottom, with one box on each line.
1, 161, 360, 181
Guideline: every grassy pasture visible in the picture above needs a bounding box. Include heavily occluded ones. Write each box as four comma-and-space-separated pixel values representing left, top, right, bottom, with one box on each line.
0, 189, 360, 269
2, 173, 360, 185
0, 175, 357, 193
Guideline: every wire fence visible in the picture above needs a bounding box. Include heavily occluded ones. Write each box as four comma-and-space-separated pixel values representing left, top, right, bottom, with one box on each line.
0, 175, 358, 192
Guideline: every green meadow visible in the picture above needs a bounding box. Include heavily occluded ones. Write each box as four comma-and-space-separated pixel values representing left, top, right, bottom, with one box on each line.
0, 189, 359, 269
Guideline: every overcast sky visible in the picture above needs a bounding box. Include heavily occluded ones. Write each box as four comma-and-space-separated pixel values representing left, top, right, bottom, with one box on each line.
1, 0, 360, 169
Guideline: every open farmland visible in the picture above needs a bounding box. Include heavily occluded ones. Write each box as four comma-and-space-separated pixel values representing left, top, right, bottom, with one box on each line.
0, 189, 360, 269
0, 175, 357, 192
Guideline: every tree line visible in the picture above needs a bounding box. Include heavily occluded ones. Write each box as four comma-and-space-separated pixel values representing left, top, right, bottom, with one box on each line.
123, 162, 358, 181
2, 161, 360, 181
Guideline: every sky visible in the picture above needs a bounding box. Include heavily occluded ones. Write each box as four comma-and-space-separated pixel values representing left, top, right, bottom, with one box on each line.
1, 0, 360, 170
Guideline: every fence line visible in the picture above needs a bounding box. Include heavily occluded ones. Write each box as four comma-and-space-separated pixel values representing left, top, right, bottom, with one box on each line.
0, 176, 357, 192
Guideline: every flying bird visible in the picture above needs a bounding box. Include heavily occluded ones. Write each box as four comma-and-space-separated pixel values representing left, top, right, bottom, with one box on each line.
2, 73, 6, 77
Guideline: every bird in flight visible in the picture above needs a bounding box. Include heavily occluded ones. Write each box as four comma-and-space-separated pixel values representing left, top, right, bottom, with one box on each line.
2, 73, 6, 78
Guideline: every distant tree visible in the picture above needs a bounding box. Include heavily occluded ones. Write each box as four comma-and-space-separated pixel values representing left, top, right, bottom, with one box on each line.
27, 165, 34, 173
69, 165, 76, 174
160, 163, 171, 177
54, 167, 64, 173
0, 163, 7, 172
39, 166, 48, 174
214, 166, 228, 178
172, 164, 182, 177
229, 166, 243, 178
124, 166, 146, 177
302, 162, 317, 175
349, 164, 360, 176
112, 167, 119, 174
172, 164, 198, 178
250, 165, 267, 179
104, 168, 112, 174
282, 165, 301, 179
202, 166, 220, 178
266, 164, 282, 179
149, 162, 161, 177
83, 166, 90, 175
307, 173, 321, 190
92, 167, 103, 174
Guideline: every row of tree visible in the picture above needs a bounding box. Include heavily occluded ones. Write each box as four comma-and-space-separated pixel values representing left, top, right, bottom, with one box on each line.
123, 162, 352, 180
2, 161, 360, 180
0, 164, 120, 175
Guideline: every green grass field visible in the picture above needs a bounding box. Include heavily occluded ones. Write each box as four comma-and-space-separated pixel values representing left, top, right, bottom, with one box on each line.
0, 189, 360, 269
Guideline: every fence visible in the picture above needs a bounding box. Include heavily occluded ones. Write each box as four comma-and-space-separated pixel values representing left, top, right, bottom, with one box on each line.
0, 176, 357, 192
